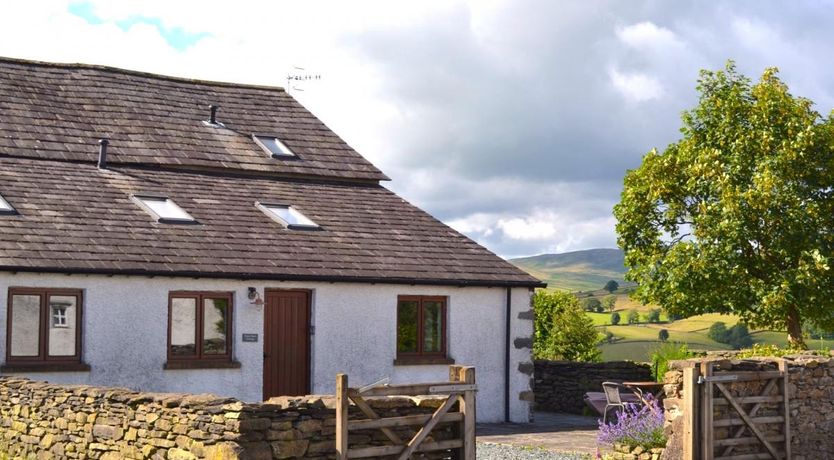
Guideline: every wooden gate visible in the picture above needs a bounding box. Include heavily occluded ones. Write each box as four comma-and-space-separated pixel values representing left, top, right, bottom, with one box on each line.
335, 365, 476, 460
682, 360, 791, 460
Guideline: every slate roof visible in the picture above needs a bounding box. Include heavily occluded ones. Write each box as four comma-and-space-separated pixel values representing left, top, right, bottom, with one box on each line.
0, 57, 387, 181
0, 57, 544, 287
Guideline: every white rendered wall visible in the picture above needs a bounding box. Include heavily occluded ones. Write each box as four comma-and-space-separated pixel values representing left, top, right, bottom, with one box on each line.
0, 273, 532, 422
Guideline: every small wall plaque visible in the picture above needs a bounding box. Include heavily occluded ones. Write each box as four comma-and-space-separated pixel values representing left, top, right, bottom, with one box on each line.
242, 333, 259, 343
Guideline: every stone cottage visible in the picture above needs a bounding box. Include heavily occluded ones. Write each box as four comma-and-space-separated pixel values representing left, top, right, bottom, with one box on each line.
0, 57, 543, 422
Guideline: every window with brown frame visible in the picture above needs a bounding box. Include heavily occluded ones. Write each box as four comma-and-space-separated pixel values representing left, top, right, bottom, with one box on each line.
395, 296, 450, 365
166, 292, 238, 369
4, 288, 88, 371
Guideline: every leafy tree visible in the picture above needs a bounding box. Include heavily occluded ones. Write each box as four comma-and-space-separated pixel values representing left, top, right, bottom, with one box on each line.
614, 62, 834, 349
610, 311, 621, 325
728, 324, 754, 349
666, 311, 684, 321
627, 310, 640, 324
658, 329, 670, 342
604, 280, 620, 293
602, 295, 617, 311
533, 291, 602, 362
582, 297, 602, 312
708, 322, 730, 343
645, 308, 662, 323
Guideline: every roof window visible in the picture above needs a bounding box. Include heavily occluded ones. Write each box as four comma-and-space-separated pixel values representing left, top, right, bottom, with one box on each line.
131, 194, 196, 224
0, 194, 15, 215
253, 135, 296, 158
256, 202, 318, 229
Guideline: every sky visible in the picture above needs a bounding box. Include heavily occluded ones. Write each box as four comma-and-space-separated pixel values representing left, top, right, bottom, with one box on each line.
2, 0, 834, 258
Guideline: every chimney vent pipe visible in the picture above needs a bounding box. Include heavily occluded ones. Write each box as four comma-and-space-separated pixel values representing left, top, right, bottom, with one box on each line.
98, 138, 109, 169
209, 105, 219, 124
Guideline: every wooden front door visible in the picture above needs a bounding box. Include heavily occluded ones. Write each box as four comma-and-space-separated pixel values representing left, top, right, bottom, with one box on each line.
263, 290, 311, 399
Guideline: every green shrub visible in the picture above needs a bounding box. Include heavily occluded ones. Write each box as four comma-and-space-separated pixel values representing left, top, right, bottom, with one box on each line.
645, 308, 662, 323
533, 290, 602, 362
627, 310, 640, 324
603, 295, 617, 311
658, 329, 669, 342
708, 322, 729, 342
611, 311, 621, 325
582, 297, 602, 312
650, 342, 694, 382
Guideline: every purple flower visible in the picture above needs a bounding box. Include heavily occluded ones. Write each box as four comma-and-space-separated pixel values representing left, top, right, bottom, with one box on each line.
597, 394, 667, 449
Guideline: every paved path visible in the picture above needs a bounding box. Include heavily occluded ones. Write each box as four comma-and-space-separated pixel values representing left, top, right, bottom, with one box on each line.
476, 412, 601, 455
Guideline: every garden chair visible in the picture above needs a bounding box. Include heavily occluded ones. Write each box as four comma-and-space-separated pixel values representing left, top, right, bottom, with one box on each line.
601, 381, 641, 424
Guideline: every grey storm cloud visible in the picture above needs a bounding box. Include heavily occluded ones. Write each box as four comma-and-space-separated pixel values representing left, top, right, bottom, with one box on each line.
327, 0, 834, 257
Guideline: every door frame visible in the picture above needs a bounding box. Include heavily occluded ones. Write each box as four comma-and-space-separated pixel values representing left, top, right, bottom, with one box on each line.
263, 288, 313, 400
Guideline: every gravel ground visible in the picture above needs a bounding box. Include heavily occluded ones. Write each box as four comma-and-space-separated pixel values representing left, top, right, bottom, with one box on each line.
476, 442, 593, 460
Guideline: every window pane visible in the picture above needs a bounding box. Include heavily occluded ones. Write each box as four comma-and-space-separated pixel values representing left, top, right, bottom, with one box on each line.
48, 295, 77, 356
203, 298, 229, 355
139, 197, 194, 221
171, 298, 197, 356
263, 205, 317, 227
10, 295, 41, 357
255, 136, 295, 157
397, 300, 419, 353
422, 301, 443, 353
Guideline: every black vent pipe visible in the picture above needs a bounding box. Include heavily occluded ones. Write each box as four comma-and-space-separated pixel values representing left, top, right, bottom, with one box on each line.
209, 105, 219, 124
97, 138, 109, 169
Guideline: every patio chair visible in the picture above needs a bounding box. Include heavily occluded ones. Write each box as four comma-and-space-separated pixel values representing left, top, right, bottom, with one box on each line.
601, 381, 640, 424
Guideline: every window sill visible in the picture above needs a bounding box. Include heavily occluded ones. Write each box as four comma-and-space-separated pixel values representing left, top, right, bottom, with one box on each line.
393, 357, 455, 366
164, 360, 241, 370
1, 362, 91, 373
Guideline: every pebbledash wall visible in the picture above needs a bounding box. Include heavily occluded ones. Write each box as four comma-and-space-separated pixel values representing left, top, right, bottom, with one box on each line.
0, 376, 458, 459
0, 272, 534, 423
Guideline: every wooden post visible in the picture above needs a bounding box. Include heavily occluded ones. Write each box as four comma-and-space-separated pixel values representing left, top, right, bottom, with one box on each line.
459, 366, 476, 460
682, 364, 700, 460
701, 361, 714, 460
336, 373, 349, 460
450, 365, 463, 460
779, 359, 791, 459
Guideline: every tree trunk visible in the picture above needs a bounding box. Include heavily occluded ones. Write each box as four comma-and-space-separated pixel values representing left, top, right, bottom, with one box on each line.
786, 306, 806, 349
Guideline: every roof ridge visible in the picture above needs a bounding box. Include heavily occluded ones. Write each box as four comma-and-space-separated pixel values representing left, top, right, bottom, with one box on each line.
0, 55, 286, 93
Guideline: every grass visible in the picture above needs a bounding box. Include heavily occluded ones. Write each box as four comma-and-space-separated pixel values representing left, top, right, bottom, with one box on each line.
592, 306, 834, 362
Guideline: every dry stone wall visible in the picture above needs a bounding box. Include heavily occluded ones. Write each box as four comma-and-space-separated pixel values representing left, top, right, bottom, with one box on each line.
0, 377, 455, 459
534, 360, 652, 414
661, 353, 834, 460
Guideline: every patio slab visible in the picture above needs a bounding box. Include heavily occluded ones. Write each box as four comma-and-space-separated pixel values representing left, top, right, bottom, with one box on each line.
476, 411, 601, 455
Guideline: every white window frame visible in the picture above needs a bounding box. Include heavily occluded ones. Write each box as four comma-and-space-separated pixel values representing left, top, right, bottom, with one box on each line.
51, 305, 68, 328
255, 202, 319, 229
252, 134, 296, 158
130, 194, 196, 224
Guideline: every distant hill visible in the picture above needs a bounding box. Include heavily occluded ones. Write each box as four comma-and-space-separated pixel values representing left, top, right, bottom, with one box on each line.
510, 248, 629, 292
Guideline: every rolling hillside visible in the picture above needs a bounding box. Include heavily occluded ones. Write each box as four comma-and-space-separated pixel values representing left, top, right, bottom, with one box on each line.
510, 248, 628, 291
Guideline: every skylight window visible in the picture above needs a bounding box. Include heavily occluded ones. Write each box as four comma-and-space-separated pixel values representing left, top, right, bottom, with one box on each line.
253, 135, 296, 158
0, 194, 15, 215
131, 194, 196, 224
256, 202, 319, 229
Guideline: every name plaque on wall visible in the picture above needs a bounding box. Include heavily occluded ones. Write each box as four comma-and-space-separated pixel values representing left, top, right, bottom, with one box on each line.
242, 333, 259, 343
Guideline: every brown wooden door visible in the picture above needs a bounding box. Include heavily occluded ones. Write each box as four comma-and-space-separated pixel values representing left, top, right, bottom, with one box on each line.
263, 290, 311, 399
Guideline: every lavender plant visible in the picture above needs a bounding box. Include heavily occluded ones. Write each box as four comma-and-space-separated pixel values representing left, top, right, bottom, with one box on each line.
597, 394, 666, 449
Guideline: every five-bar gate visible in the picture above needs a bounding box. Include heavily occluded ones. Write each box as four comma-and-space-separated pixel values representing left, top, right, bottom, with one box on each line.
682, 359, 791, 460
336, 365, 476, 460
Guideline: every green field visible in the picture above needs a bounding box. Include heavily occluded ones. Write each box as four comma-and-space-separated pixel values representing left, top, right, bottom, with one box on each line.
585, 293, 830, 362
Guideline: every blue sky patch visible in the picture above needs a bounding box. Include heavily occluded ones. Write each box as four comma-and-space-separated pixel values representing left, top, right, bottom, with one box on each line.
68, 2, 210, 50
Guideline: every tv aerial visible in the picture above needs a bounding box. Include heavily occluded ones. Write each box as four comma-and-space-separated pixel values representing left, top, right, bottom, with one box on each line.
286, 66, 321, 94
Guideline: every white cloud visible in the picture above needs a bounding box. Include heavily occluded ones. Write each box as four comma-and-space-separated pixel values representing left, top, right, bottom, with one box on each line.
616, 21, 683, 52
609, 68, 663, 102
